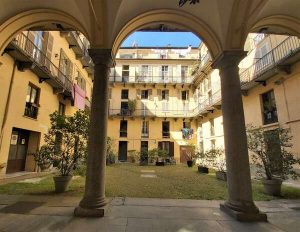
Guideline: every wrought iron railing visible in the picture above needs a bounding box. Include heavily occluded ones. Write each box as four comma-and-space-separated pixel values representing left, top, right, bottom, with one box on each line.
240, 36, 300, 85
12, 32, 73, 92
109, 75, 193, 84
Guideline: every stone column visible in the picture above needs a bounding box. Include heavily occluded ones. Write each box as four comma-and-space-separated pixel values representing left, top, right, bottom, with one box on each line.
74, 49, 113, 217
212, 51, 267, 222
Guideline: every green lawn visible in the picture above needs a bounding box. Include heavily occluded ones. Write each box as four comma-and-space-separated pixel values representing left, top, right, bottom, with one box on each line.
0, 163, 300, 201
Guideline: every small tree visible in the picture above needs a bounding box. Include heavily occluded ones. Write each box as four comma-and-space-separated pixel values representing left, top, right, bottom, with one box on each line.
247, 125, 300, 180
34, 145, 52, 170
44, 111, 89, 176
106, 137, 116, 165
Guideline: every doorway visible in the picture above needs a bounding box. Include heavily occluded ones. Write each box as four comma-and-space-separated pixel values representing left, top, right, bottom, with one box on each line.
6, 128, 30, 173
118, 141, 128, 161
180, 145, 195, 163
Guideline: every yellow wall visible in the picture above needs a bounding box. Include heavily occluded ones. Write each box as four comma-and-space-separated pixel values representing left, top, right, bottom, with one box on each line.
0, 31, 93, 175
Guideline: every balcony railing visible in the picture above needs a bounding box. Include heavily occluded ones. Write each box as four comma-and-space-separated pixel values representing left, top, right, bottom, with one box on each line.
109, 75, 193, 84
10, 33, 73, 94
24, 102, 39, 119
240, 36, 300, 85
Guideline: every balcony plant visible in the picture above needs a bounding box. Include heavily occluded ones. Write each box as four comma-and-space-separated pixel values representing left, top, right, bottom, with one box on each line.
128, 99, 137, 116
33, 145, 52, 172
44, 110, 89, 193
247, 125, 300, 196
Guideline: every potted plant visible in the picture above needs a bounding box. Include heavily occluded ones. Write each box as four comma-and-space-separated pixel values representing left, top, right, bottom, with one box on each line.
128, 99, 137, 116
186, 144, 196, 167
148, 148, 168, 166
213, 149, 226, 181
44, 111, 89, 193
140, 150, 149, 166
34, 145, 52, 172
247, 125, 300, 196
128, 150, 139, 163
197, 151, 209, 173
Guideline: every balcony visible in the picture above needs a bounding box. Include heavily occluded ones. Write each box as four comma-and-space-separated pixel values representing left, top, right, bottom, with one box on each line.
60, 31, 94, 75
109, 75, 193, 85
192, 89, 222, 116
240, 36, 300, 90
5, 33, 73, 97
191, 52, 212, 84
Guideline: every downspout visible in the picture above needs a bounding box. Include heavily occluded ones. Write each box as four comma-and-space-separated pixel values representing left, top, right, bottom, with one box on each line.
0, 59, 17, 153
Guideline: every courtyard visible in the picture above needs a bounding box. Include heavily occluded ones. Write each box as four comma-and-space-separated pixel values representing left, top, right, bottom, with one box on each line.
1, 164, 300, 201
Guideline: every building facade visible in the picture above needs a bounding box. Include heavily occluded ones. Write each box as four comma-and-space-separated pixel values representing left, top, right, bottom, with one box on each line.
0, 31, 93, 175
194, 34, 300, 160
108, 47, 199, 162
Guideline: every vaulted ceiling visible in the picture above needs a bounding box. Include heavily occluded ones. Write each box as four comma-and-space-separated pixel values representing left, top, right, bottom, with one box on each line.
0, 0, 299, 58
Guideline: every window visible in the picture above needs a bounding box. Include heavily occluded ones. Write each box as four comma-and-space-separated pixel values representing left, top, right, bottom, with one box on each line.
181, 90, 188, 100
183, 121, 191, 129
141, 141, 148, 153
181, 66, 188, 78
162, 90, 169, 100
59, 50, 73, 80
120, 120, 128, 137
141, 121, 149, 138
210, 119, 215, 136
208, 91, 212, 105
58, 102, 65, 116
261, 90, 278, 125
141, 90, 149, 99
122, 65, 130, 82
211, 139, 216, 149
121, 102, 129, 116
141, 65, 149, 77
121, 89, 129, 99
76, 72, 86, 91
161, 66, 168, 78
158, 141, 174, 157
162, 121, 170, 138
24, 84, 40, 119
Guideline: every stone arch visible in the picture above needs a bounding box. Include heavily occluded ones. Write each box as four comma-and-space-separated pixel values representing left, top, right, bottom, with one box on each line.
112, 9, 222, 59
245, 15, 300, 44
0, 8, 90, 54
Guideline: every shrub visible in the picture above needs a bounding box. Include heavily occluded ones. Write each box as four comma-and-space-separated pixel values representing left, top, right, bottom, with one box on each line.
247, 125, 300, 180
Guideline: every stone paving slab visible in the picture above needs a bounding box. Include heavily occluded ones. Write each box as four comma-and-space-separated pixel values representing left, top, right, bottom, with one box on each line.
140, 174, 157, 178
0, 195, 299, 231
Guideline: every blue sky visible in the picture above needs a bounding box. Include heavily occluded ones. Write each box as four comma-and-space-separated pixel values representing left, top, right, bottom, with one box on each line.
121, 32, 201, 47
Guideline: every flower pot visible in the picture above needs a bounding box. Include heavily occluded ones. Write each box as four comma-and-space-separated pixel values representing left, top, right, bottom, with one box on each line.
216, 171, 227, 181
156, 161, 165, 166
53, 175, 72, 193
198, 166, 209, 174
39, 163, 51, 172
187, 160, 194, 167
262, 178, 282, 196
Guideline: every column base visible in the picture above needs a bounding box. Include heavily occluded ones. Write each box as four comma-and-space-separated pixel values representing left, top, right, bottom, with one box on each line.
74, 205, 106, 217
220, 203, 267, 222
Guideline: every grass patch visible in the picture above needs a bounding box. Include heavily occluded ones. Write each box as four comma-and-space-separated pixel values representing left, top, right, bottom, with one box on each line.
0, 164, 300, 201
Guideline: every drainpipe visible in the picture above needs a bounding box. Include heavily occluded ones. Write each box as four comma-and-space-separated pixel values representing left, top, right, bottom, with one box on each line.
0, 59, 17, 153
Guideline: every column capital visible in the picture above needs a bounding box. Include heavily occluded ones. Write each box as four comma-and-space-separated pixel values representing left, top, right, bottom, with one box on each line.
88, 49, 114, 67
212, 50, 247, 70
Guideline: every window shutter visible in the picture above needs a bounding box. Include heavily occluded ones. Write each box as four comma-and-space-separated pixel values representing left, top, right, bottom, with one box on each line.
108, 88, 112, 99
186, 90, 189, 100
148, 89, 153, 100
45, 33, 54, 71
158, 142, 163, 150
166, 90, 169, 101
177, 89, 181, 100
169, 142, 174, 157
136, 89, 141, 99
26, 31, 35, 57
157, 89, 162, 100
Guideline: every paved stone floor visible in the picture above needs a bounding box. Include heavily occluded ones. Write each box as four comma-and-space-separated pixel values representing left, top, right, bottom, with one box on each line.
0, 195, 299, 232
